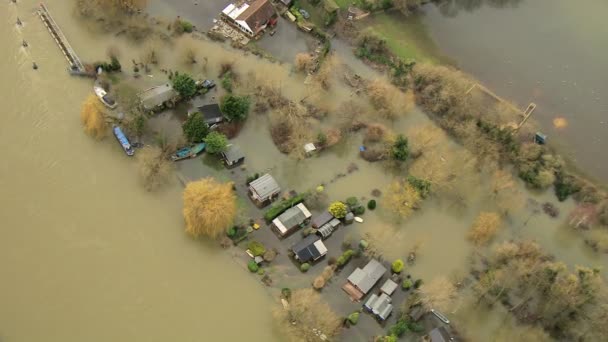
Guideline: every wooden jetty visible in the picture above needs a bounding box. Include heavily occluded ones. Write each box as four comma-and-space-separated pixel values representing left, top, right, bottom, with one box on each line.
37, 3, 88, 75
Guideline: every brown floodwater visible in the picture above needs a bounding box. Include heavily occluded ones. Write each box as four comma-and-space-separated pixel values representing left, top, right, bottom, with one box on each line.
0, 1, 280, 341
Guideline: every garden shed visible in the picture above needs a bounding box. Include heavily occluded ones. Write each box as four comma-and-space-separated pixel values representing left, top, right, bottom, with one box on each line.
291, 235, 328, 263
221, 144, 245, 167
248, 173, 281, 207
271, 203, 312, 237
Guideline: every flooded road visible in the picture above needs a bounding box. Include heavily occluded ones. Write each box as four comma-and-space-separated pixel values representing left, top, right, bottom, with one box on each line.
0, 2, 279, 341
417, 0, 608, 182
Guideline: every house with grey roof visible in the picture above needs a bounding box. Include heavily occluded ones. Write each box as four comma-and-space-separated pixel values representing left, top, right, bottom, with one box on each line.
248, 173, 281, 207
291, 235, 328, 263
221, 144, 245, 167
342, 259, 386, 301
380, 278, 398, 296
138, 84, 178, 111
271, 203, 311, 237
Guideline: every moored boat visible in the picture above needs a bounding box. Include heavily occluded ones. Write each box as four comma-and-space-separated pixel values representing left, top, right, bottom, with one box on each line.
94, 85, 117, 109
171, 143, 206, 161
112, 126, 134, 156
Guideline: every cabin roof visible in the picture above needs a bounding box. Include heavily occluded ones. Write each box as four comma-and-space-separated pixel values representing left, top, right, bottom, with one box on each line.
311, 211, 334, 228
139, 84, 177, 109
196, 104, 224, 124
237, 0, 275, 35
272, 203, 311, 235
249, 174, 281, 201
380, 278, 398, 296
347, 259, 386, 294
223, 144, 244, 163
292, 235, 327, 262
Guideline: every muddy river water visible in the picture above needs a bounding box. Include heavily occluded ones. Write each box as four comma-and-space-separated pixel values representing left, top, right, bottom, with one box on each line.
0, 1, 279, 341
2, 0, 608, 341
417, 0, 608, 183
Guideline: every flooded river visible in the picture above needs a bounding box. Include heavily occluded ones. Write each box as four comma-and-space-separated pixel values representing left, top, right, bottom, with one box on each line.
417, 0, 608, 183
0, 2, 279, 341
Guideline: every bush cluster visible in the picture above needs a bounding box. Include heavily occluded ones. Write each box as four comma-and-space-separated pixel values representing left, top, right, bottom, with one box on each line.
264, 194, 306, 221
336, 249, 354, 267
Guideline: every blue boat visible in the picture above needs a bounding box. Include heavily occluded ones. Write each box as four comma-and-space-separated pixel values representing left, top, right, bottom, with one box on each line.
113, 126, 135, 156
171, 143, 206, 161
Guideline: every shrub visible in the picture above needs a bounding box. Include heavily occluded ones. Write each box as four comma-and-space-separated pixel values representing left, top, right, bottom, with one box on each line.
257, 268, 265, 275
407, 176, 432, 198
328, 201, 348, 218
414, 279, 423, 289
264, 194, 306, 221
263, 249, 277, 262
248, 260, 259, 273
347, 312, 360, 325
221, 72, 233, 92
402, 279, 413, 290
248, 241, 266, 256
337, 249, 354, 267
367, 199, 377, 210
182, 112, 209, 143
221, 94, 251, 122
388, 319, 409, 337
392, 259, 404, 273
180, 20, 193, 33
300, 263, 311, 272
328, 257, 337, 265
352, 206, 365, 215
555, 172, 582, 201
302, 227, 316, 237
391, 134, 409, 162
227, 226, 237, 238
172, 72, 197, 98
346, 197, 359, 208
313, 276, 325, 289
204, 131, 228, 154
281, 287, 292, 300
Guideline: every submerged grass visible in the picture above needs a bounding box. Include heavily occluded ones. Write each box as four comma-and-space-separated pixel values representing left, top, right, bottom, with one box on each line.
363, 13, 444, 63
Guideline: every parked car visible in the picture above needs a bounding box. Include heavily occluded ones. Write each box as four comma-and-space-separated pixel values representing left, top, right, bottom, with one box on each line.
299, 9, 310, 19
201, 79, 216, 89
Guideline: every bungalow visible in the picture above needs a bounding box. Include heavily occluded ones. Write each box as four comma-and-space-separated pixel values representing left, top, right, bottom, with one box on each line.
342, 259, 386, 301
221, 144, 245, 167
139, 84, 178, 112
316, 218, 341, 240
271, 203, 311, 237
188, 104, 224, 126
311, 211, 334, 228
248, 173, 281, 207
221, 0, 276, 38
363, 293, 393, 321
291, 235, 328, 263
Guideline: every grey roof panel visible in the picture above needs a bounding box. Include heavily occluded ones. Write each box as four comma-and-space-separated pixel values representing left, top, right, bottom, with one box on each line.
249, 174, 281, 200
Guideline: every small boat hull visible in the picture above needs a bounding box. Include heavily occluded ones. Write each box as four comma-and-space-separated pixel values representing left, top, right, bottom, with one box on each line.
113, 126, 135, 156
171, 143, 206, 161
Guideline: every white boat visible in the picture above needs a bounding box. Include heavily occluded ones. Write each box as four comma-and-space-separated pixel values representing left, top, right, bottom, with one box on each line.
94, 85, 117, 109
354, 217, 364, 223
431, 309, 450, 324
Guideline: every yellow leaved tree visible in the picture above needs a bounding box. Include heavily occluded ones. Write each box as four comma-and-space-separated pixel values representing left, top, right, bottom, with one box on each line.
182, 178, 236, 238
80, 94, 107, 139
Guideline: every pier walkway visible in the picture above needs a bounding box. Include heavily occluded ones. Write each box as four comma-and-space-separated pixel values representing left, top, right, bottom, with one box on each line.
37, 3, 87, 75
